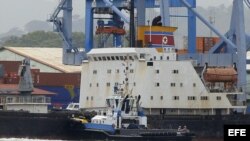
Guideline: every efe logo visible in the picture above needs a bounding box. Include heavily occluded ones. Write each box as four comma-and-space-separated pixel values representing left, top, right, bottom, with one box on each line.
228, 129, 246, 136
224, 125, 249, 141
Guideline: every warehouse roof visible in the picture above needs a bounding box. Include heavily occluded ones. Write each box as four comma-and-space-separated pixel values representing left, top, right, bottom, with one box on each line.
0, 84, 55, 95
3, 47, 82, 73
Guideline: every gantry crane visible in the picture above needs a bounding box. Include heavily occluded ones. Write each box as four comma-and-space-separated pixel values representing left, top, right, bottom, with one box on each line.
48, 0, 85, 65
84, 0, 197, 52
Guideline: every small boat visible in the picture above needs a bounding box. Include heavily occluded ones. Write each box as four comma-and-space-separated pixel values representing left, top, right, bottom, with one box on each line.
69, 65, 195, 141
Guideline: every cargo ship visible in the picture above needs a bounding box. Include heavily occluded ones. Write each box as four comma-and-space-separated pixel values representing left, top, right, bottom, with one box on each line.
77, 0, 250, 140
70, 66, 195, 141
1, 0, 250, 140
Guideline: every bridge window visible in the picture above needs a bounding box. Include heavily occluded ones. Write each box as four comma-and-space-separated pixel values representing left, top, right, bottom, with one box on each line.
130, 69, 134, 73
120, 56, 124, 60
107, 56, 111, 60
89, 83, 92, 87
155, 83, 160, 87
201, 96, 208, 100
93, 57, 98, 61
180, 83, 183, 87
129, 56, 133, 60
115, 56, 119, 60
160, 96, 163, 100
107, 83, 110, 87
102, 56, 106, 61
188, 96, 196, 100
151, 96, 153, 100
171, 83, 176, 87
155, 69, 159, 74
93, 70, 97, 74
216, 96, 221, 100
140, 54, 145, 59
193, 83, 196, 87
111, 56, 115, 60
96, 83, 99, 87
86, 96, 89, 100
147, 62, 153, 66
98, 57, 102, 61
172, 70, 179, 74
173, 96, 179, 100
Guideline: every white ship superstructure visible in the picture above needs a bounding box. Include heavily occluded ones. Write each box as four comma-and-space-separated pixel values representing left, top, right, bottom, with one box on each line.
79, 47, 246, 115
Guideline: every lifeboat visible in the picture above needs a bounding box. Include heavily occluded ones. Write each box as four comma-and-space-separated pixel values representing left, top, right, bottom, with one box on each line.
203, 67, 237, 82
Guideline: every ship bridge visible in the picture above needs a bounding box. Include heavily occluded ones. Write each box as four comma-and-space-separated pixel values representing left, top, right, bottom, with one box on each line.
86, 48, 177, 62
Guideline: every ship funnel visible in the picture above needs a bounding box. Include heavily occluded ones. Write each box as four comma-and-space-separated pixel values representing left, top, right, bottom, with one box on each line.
18, 58, 34, 93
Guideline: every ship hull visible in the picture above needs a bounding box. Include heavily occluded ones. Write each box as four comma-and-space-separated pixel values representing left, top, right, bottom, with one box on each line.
68, 128, 194, 141
0, 111, 250, 140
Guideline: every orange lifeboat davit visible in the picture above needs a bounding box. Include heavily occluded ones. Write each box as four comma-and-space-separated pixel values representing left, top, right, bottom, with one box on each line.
203, 67, 237, 83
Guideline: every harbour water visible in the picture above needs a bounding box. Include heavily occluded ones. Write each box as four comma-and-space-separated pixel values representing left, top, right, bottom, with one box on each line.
0, 139, 64, 141
0, 138, 223, 141
0, 139, 102, 141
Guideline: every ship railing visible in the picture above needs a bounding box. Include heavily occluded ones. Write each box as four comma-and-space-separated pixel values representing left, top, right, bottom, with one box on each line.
148, 114, 250, 121
228, 99, 246, 106
209, 88, 239, 93
119, 128, 178, 136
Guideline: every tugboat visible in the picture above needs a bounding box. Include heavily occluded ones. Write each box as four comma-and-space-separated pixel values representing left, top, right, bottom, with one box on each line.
69, 58, 195, 141
69, 92, 194, 141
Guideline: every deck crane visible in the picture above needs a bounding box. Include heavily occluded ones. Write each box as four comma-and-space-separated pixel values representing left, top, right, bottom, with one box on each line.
48, 0, 85, 65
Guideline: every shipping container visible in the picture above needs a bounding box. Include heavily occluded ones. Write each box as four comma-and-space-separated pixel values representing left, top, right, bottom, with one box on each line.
213, 37, 220, 44
196, 37, 204, 51
177, 49, 188, 54
34, 73, 81, 87
0, 61, 21, 73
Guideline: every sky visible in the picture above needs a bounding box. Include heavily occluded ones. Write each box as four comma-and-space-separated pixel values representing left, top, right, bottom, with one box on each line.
0, 0, 234, 34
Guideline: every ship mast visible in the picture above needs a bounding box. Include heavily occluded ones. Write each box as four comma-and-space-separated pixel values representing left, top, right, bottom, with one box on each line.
123, 55, 130, 97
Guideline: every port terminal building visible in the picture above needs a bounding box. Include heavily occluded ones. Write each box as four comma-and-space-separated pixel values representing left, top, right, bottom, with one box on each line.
0, 47, 81, 110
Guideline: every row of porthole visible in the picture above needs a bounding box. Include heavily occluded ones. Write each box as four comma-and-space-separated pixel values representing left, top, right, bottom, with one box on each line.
85, 96, 222, 101
91, 55, 138, 61
93, 69, 134, 74
149, 96, 222, 101
155, 83, 196, 87
89, 83, 137, 87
